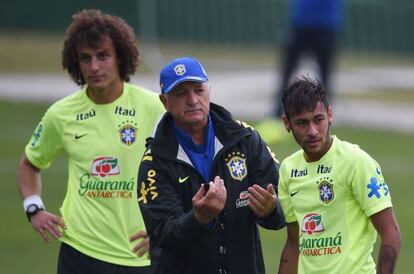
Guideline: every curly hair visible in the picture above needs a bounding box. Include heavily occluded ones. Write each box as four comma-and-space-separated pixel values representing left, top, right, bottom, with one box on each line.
282, 75, 329, 119
62, 9, 140, 86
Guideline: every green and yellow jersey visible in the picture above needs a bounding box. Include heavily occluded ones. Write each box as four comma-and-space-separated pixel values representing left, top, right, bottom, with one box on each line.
25, 83, 164, 266
279, 136, 392, 273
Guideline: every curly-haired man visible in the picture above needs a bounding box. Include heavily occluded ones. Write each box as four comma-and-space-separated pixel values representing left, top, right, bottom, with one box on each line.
17, 9, 164, 274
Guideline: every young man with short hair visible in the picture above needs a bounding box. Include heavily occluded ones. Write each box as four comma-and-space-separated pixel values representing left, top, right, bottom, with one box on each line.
277, 76, 401, 274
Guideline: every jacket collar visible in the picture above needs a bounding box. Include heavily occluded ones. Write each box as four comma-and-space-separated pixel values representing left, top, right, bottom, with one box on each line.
149, 103, 250, 160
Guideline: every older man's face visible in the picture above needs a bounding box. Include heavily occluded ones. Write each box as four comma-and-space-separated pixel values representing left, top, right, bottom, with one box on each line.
160, 81, 211, 132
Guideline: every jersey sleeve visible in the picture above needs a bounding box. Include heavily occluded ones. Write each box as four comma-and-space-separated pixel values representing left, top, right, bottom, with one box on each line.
351, 151, 393, 217
25, 106, 63, 169
278, 161, 297, 223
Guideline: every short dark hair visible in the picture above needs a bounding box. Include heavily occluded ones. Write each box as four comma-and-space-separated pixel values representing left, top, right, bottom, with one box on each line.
62, 9, 140, 86
282, 76, 329, 119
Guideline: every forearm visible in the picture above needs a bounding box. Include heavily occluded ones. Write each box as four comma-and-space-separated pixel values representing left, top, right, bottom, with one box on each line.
256, 200, 285, 230
377, 241, 400, 273
278, 241, 298, 274
17, 155, 42, 199
371, 208, 401, 274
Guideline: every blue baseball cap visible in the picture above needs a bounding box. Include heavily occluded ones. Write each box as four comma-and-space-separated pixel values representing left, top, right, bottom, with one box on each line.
160, 57, 208, 94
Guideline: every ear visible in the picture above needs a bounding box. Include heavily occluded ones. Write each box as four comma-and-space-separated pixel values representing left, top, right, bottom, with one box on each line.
327, 106, 333, 125
282, 115, 291, 133
159, 94, 168, 110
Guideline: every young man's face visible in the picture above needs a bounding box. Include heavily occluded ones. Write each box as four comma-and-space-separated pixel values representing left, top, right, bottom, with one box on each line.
77, 37, 121, 92
283, 102, 333, 162
160, 81, 211, 132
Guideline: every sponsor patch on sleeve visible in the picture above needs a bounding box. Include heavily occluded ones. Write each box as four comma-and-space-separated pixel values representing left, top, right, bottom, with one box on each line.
138, 169, 159, 204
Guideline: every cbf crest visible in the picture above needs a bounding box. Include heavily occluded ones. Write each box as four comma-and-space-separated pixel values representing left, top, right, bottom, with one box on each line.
174, 64, 186, 75
317, 177, 334, 205
118, 120, 138, 147
225, 152, 248, 181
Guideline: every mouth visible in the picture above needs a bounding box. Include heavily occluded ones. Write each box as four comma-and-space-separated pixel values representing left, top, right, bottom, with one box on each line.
184, 109, 202, 114
89, 75, 105, 82
306, 138, 321, 147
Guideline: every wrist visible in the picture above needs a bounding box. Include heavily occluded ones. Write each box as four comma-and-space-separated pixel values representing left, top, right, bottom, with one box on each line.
23, 195, 45, 211
23, 195, 45, 222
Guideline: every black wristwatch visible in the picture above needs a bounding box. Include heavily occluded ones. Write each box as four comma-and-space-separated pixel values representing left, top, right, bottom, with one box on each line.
26, 204, 44, 222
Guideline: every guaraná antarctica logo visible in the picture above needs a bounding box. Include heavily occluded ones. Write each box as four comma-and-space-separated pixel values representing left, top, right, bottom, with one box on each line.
300, 213, 343, 257
301, 213, 325, 235
78, 156, 133, 199
91, 156, 120, 177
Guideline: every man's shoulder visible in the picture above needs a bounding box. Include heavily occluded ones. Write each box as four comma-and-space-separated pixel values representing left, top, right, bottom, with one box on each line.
281, 149, 303, 165
45, 89, 85, 117
125, 83, 164, 114
334, 137, 371, 160
125, 83, 160, 101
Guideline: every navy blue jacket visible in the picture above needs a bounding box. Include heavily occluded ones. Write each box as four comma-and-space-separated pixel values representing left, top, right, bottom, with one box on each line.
138, 103, 285, 274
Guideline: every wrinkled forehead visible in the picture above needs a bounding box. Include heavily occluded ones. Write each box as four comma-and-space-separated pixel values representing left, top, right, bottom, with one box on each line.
169, 81, 210, 94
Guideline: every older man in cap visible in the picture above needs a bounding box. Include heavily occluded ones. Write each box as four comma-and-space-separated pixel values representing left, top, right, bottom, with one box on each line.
137, 56, 285, 274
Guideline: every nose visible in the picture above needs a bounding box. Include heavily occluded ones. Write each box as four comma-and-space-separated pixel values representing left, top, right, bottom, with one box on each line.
307, 122, 318, 136
186, 90, 198, 105
90, 57, 100, 72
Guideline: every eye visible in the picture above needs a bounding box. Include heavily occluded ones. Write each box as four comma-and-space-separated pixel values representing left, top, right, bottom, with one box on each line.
78, 55, 90, 63
315, 116, 325, 124
295, 120, 307, 126
174, 90, 187, 97
195, 88, 205, 94
98, 52, 110, 60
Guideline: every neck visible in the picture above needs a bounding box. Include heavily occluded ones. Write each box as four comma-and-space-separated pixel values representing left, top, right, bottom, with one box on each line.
177, 123, 208, 145
304, 135, 334, 162
87, 81, 124, 104
191, 130, 206, 145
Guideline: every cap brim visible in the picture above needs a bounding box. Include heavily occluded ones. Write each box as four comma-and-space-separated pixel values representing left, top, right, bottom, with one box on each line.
163, 76, 208, 94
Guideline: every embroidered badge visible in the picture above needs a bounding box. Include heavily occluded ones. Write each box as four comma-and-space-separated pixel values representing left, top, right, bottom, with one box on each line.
225, 152, 248, 181
317, 177, 334, 205
174, 64, 186, 76
118, 120, 138, 147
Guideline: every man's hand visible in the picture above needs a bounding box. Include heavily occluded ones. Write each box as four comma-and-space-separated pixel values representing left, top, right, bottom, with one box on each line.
192, 176, 227, 225
130, 230, 150, 257
247, 183, 277, 218
30, 210, 66, 243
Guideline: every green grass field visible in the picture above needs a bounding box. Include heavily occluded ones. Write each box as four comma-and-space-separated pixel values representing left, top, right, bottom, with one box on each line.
0, 99, 412, 273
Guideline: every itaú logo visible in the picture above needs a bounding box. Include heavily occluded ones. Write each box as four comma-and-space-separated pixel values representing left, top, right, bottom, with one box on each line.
91, 156, 120, 177
301, 213, 324, 235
